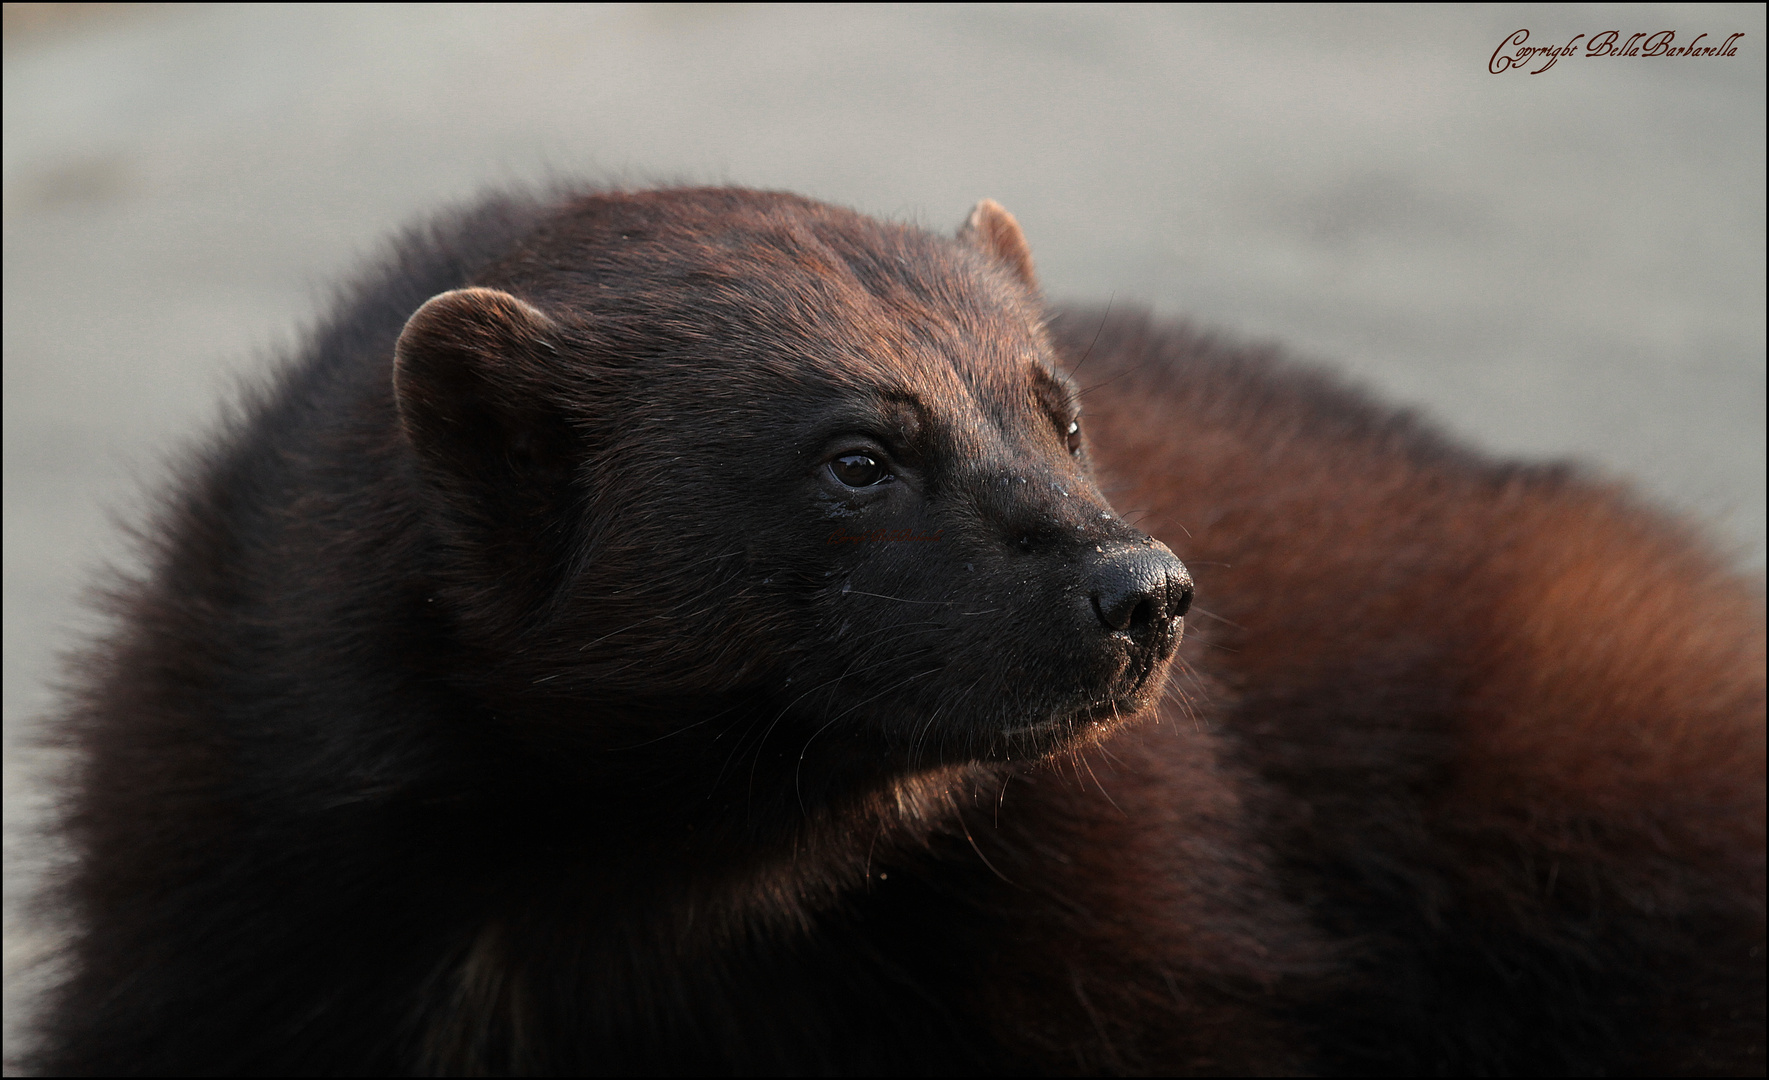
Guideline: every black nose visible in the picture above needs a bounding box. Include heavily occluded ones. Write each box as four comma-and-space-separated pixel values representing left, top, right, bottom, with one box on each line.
1088, 543, 1193, 636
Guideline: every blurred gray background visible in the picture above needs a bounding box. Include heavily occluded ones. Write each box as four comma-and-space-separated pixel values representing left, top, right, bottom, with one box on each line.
4, 3, 1764, 1063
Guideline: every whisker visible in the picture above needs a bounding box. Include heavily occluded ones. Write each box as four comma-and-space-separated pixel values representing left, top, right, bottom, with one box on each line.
576, 615, 667, 651
605, 700, 746, 751
946, 788, 1015, 885
1189, 605, 1244, 630
839, 588, 955, 607
1079, 733, 1127, 819
794, 667, 944, 813
1067, 297, 1113, 376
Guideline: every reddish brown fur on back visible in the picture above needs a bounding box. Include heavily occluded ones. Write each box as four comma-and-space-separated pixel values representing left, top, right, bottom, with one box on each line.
1062, 309, 1765, 1073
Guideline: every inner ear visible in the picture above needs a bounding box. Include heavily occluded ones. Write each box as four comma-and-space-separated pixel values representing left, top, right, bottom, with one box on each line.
958, 198, 1038, 291
394, 287, 579, 503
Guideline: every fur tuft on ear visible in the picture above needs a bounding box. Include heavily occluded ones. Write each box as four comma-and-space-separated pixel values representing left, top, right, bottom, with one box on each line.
958, 198, 1038, 290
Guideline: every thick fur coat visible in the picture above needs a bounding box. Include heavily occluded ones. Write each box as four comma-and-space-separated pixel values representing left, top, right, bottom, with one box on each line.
32, 187, 1765, 1075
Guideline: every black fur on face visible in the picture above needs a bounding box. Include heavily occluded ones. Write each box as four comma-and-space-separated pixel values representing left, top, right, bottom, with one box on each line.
393, 190, 1191, 798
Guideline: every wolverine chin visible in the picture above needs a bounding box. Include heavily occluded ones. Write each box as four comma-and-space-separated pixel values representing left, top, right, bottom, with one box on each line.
986, 689, 1162, 760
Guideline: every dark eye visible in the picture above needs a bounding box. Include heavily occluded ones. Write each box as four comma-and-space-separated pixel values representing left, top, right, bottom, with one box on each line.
1064, 419, 1082, 456
830, 453, 888, 488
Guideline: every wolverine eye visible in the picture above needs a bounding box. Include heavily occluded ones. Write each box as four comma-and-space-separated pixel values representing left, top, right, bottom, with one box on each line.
1065, 419, 1082, 456
830, 453, 888, 488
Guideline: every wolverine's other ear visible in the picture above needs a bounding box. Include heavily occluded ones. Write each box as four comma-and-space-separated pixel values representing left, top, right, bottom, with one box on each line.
958, 198, 1038, 291
394, 287, 577, 506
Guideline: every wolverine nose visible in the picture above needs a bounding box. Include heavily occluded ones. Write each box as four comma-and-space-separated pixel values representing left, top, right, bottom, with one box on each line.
1088, 543, 1193, 636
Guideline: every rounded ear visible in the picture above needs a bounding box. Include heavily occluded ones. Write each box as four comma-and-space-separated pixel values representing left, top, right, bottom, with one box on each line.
394, 289, 584, 619
957, 198, 1038, 291
393, 287, 575, 494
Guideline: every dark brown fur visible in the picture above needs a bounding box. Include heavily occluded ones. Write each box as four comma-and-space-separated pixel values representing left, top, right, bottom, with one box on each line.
29, 186, 1764, 1075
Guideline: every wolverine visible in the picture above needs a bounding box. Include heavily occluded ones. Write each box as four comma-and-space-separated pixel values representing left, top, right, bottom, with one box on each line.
33, 187, 1764, 1075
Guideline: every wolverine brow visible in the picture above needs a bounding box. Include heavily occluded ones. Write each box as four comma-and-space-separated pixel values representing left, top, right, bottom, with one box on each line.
814, 390, 929, 464
1030, 365, 1081, 422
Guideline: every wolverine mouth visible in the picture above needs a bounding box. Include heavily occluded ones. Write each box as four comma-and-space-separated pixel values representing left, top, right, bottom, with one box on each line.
1081, 636, 1173, 716
996, 686, 1153, 746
